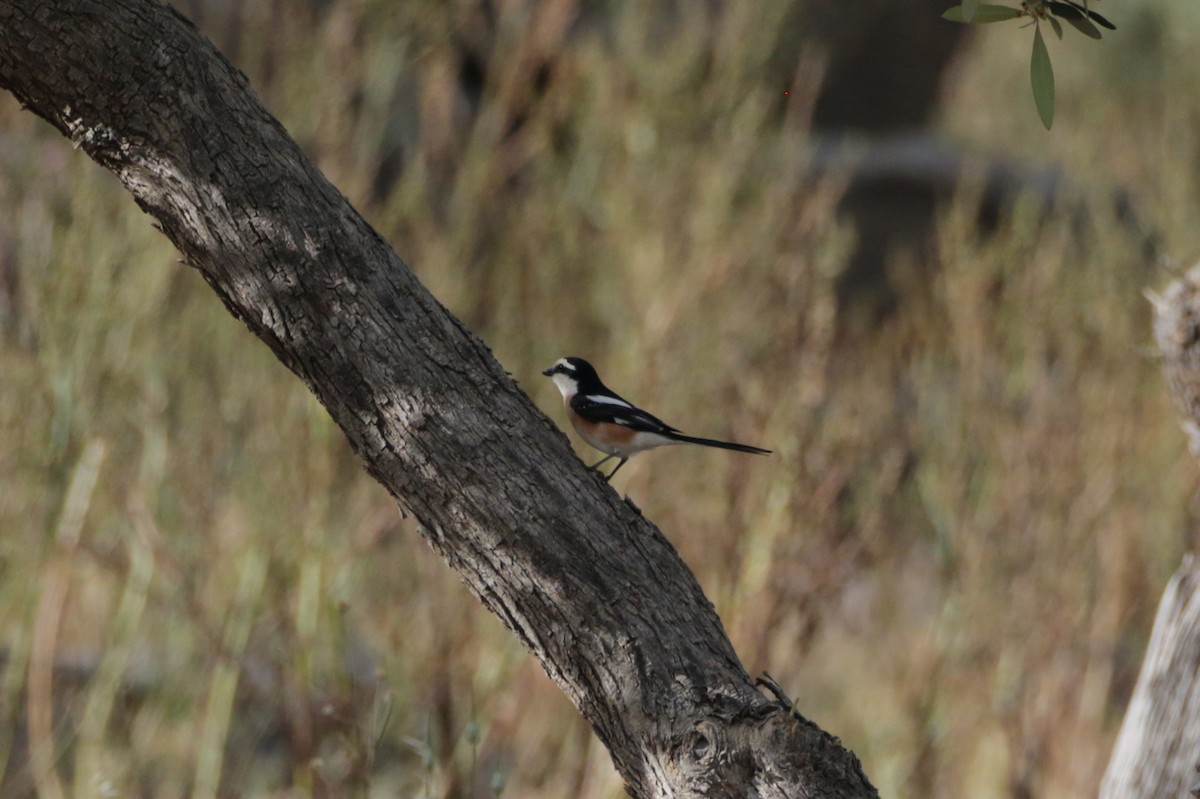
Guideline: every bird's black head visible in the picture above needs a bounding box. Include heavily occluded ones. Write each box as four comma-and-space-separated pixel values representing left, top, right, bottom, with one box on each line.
542, 356, 597, 381
542, 357, 606, 397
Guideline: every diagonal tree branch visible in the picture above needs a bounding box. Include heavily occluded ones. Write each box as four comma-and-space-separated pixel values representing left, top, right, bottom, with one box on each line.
0, 1, 875, 795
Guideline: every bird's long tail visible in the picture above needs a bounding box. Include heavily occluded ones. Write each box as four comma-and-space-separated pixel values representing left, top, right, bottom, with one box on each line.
668, 433, 771, 455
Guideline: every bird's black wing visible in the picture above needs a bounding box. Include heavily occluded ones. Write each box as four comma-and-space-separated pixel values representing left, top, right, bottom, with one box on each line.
569, 392, 680, 435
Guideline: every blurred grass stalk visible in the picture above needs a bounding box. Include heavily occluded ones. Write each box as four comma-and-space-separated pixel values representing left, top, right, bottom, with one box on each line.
28, 439, 107, 799
193, 547, 268, 799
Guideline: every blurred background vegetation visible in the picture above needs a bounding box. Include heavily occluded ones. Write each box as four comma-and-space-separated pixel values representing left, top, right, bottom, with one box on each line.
1, 0, 1198, 796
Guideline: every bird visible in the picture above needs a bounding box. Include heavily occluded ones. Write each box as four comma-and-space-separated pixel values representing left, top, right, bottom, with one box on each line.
542, 356, 770, 480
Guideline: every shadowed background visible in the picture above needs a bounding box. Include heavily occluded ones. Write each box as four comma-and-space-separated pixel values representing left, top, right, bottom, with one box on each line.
1, 0, 1197, 796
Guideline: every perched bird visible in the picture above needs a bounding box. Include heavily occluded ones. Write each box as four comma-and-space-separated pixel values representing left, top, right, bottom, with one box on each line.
542, 356, 770, 480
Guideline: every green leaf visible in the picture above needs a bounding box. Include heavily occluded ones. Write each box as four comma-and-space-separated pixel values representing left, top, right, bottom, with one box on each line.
1087, 8, 1116, 30
1048, 15, 1063, 39
962, 0, 980, 21
1070, 0, 1116, 30
1047, 1, 1103, 38
942, 3, 1022, 23
1030, 24, 1055, 129
1062, 14, 1102, 38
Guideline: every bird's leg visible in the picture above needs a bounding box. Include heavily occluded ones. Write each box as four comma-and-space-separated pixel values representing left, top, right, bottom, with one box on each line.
605, 458, 629, 482
589, 454, 617, 472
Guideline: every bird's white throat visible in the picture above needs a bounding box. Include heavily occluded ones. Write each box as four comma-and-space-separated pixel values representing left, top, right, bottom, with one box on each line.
550, 372, 578, 399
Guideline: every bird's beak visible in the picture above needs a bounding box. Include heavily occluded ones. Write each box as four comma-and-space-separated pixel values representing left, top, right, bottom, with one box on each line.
541, 366, 554, 377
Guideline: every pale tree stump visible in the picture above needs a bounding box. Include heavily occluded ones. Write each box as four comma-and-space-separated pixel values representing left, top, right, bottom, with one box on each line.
1100, 556, 1200, 799
1100, 268, 1200, 799
1150, 267, 1200, 459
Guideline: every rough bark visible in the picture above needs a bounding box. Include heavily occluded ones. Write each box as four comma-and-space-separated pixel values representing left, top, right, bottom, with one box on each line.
1103, 268, 1200, 798
1150, 264, 1200, 459
1099, 557, 1200, 799
0, 1, 876, 796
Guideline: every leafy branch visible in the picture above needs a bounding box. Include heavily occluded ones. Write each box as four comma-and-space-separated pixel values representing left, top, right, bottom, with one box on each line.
943, 1, 1115, 129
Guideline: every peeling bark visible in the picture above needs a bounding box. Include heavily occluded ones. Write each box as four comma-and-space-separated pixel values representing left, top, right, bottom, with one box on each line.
1100, 556, 1200, 799
1151, 264, 1200, 458
1103, 269, 1200, 799
0, 1, 876, 796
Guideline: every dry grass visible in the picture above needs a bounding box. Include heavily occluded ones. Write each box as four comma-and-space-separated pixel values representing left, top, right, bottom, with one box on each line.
0, 0, 1195, 796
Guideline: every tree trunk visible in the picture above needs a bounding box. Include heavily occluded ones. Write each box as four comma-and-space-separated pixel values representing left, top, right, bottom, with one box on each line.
1100, 556, 1200, 799
0, 1, 876, 796
1103, 269, 1200, 799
